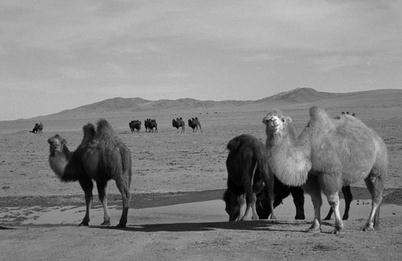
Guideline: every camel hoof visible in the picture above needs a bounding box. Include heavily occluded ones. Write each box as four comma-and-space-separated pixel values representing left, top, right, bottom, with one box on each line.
251, 216, 259, 221
270, 214, 277, 220
116, 223, 126, 228
295, 215, 305, 220
323, 216, 331, 221
79, 221, 89, 226
332, 229, 342, 235
100, 220, 111, 226
306, 227, 321, 233
307, 222, 321, 233
362, 224, 375, 232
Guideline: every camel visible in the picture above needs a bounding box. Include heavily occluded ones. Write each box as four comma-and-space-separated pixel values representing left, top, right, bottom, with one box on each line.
194, 117, 202, 132
47, 119, 132, 227
223, 134, 276, 221
172, 118, 185, 134
188, 118, 198, 132
145, 119, 158, 132
262, 107, 388, 233
188, 117, 202, 133
30, 122, 43, 134
129, 120, 141, 133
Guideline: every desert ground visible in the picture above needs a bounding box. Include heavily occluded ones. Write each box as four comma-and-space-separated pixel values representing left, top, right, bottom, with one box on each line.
1, 93, 402, 260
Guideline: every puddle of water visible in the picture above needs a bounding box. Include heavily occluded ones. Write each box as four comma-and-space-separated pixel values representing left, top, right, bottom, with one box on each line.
1, 198, 400, 226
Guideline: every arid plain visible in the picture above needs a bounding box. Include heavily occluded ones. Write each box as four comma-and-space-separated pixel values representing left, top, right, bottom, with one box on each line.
1, 89, 402, 260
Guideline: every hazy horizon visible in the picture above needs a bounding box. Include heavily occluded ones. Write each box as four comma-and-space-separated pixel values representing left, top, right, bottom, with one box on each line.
1, 0, 402, 120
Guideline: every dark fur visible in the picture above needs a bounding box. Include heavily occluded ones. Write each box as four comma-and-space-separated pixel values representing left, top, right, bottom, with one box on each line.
129, 120, 141, 133
30, 122, 43, 134
144, 119, 158, 132
172, 118, 185, 133
223, 134, 275, 221
256, 176, 305, 220
188, 117, 202, 132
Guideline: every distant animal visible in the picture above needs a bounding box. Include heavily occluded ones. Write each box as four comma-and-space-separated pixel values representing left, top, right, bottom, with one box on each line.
30, 122, 43, 134
263, 107, 387, 233
172, 118, 185, 133
188, 118, 198, 132
194, 117, 202, 132
129, 120, 141, 133
223, 134, 275, 221
341, 112, 356, 117
47, 119, 132, 227
145, 119, 158, 132
188, 117, 202, 132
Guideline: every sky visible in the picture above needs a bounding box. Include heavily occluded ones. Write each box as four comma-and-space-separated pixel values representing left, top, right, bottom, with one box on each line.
0, 0, 402, 120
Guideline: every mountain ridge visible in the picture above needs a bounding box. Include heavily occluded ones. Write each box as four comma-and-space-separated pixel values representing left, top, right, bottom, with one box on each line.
20, 88, 402, 121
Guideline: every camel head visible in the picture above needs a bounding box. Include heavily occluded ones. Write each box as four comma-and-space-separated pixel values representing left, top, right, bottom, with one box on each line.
223, 189, 245, 221
262, 110, 293, 142
48, 134, 67, 155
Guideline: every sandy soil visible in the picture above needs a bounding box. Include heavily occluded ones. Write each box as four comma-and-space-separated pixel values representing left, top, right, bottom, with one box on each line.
1, 106, 402, 260
1, 196, 402, 261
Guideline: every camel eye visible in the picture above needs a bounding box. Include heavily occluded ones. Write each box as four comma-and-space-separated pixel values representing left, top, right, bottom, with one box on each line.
281, 118, 285, 122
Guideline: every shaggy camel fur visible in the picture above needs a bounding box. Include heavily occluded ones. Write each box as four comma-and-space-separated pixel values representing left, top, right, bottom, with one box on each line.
223, 134, 275, 221
48, 119, 132, 227
262, 107, 387, 234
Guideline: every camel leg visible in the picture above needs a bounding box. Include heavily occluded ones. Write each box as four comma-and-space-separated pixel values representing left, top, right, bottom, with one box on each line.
303, 176, 322, 232
327, 192, 343, 234
240, 192, 258, 221
115, 177, 130, 228
79, 178, 93, 226
290, 187, 305, 220
342, 186, 353, 220
265, 175, 276, 220
363, 175, 384, 231
96, 181, 111, 226
324, 207, 334, 220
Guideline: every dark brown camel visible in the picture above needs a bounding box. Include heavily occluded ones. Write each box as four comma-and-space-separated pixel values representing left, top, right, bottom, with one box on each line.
30, 122, 43, 134
223, 134, 275, 221
172, 117, 185, 134
188, 118, 198, 132
48, 119, 132, 227
145, 119, 158, 132
129, 120, 141, 133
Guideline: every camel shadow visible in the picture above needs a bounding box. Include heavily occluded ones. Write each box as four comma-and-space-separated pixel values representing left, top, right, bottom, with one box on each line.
95, 220, 312, 233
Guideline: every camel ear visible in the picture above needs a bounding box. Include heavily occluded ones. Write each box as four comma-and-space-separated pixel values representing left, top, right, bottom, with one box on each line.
61, 138, 67, 145
285, 116, 292, 123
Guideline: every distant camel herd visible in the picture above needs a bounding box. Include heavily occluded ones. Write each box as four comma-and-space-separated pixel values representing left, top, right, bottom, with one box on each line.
46, 107, 387, 235
129, 117, 202, 134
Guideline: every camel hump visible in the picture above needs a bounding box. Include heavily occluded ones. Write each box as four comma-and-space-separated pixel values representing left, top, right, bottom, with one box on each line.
227, 134, 259, 152
82, 123, 96, 140
96, 119, 115, 136
309, 106, 335, 130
